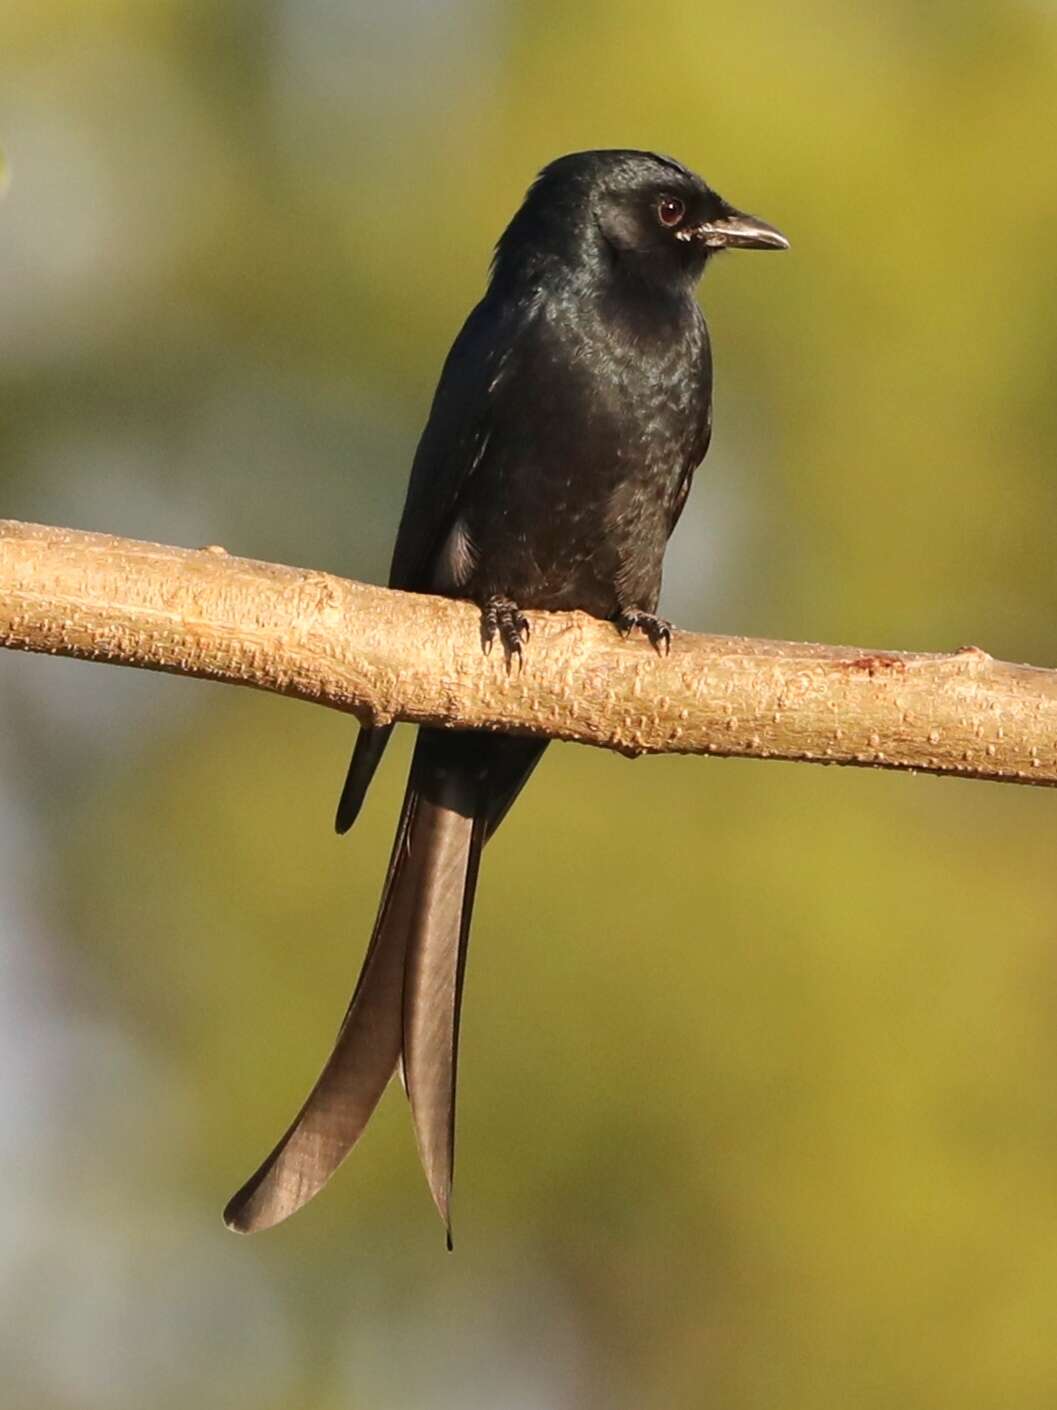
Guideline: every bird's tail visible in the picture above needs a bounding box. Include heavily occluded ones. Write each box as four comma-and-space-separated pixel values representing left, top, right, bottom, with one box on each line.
335, 723, 392, 835
224, 729, 544, 1237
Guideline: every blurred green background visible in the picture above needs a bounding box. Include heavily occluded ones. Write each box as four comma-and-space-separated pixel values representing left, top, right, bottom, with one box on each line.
3, 2, 1057, 1407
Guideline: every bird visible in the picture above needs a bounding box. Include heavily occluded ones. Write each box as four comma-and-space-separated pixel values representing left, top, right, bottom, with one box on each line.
224, 150, 788, 1241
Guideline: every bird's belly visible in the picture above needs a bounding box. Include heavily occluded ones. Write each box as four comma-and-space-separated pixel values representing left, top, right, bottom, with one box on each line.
462, 461, 672, 617
453, 324, 703, 617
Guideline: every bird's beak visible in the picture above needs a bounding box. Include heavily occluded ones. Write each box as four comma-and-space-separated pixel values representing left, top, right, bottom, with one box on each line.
678, 205, 789, 251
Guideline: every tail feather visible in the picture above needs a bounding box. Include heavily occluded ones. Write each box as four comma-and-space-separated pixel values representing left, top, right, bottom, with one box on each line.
401, 774, 485, 1239
335, 724, 393, 835
223, 783, 418, 1233
225, 731, 547, 1236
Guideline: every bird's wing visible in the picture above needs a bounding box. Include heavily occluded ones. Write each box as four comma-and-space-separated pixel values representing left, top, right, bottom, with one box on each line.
334, 294, 526, 834
666, 411, 710, 537
389, 294, 524, 592
667, 319, 713, 538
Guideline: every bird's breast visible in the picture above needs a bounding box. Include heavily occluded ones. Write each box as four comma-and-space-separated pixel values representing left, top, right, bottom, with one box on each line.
455, 296, 710, 615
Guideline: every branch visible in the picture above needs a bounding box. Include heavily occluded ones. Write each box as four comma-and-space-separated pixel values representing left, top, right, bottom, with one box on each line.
2, 518, 1055, 787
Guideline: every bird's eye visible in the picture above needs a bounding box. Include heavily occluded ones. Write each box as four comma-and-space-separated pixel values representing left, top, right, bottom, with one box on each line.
657, 196, 685, 227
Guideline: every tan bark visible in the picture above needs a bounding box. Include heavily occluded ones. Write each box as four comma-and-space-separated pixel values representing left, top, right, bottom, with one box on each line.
2, 518, 1055, 787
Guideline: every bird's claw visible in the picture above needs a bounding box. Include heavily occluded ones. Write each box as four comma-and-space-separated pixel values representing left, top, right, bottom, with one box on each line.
615, 609, 673, 656
482, 597, 530, 670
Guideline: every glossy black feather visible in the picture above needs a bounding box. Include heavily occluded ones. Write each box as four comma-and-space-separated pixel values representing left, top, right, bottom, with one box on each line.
334, 723, 392, 835
232, 149, 785, 1236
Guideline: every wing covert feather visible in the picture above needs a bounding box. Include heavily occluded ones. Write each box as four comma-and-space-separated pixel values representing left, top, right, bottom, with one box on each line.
389, 297, 523, 592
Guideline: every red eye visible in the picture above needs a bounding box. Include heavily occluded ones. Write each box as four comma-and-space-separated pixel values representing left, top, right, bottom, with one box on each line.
657, 196, 685, 227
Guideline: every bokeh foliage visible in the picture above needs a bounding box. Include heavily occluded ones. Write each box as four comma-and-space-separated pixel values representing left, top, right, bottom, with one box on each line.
2, 2, 1057, 1407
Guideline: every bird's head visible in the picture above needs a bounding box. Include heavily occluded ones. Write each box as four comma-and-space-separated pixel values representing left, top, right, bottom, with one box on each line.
492, 149, 788, 294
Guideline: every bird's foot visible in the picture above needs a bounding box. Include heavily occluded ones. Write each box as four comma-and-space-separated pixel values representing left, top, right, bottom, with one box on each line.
482, 596, 530, 669
614, 608, 672, 656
